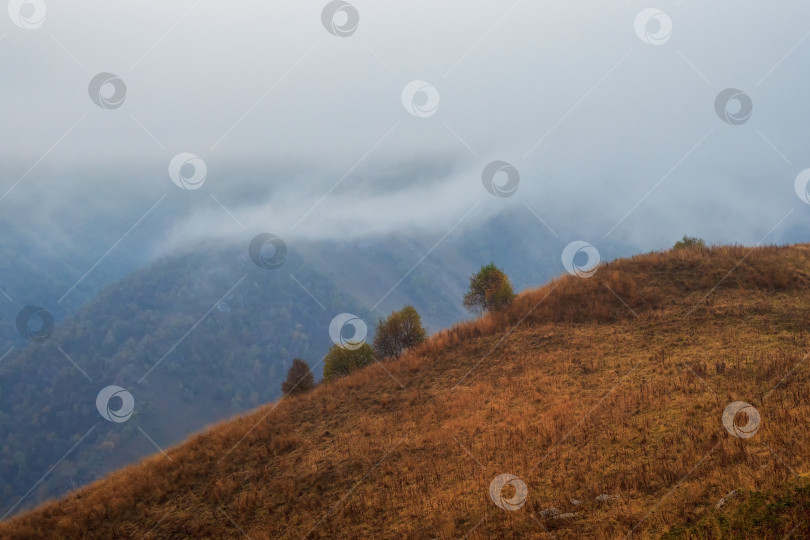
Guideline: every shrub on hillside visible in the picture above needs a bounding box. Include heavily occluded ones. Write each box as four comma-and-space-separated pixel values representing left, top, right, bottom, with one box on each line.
373, 305, 427, 360
281, 358, 315, 395
463, 263, 516, 314
674, 235, 706, 250
323, 342, 375, 382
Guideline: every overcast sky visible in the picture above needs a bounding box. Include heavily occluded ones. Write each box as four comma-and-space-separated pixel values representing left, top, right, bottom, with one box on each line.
2, 1, 810, 252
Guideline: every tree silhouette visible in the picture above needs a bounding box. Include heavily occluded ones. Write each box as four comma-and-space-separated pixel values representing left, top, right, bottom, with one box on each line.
281, 358, 315, 395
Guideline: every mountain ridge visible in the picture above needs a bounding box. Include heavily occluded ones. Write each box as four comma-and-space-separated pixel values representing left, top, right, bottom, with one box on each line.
2, 244, 809, 538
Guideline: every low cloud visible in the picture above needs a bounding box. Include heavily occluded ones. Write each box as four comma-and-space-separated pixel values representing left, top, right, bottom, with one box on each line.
1, 1, 809, 255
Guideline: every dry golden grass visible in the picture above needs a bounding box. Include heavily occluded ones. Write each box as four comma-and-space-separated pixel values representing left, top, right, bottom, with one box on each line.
2, 244, 810, 539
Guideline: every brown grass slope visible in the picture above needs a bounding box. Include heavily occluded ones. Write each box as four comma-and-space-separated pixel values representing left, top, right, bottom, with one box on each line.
2, 245, 810, 539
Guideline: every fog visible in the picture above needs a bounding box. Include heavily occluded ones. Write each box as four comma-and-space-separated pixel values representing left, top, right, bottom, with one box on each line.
2, 1, 810, 253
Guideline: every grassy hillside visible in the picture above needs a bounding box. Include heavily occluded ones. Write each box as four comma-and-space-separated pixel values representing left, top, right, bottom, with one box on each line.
2, 245, 809, 539
0, 211, 572, 520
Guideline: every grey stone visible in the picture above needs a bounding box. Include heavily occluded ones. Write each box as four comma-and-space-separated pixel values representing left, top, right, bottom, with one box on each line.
550, 512, 578, 520
539, 507, 560, 518
595, 494, 619, 503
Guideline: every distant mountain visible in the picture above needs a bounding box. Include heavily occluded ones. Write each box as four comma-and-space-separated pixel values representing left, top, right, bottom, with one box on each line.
0, 180, 176, 357
0, 240, 362, 518
2, 244, 808, 538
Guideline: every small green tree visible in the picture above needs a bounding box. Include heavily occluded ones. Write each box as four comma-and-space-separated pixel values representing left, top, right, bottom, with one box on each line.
373, 305, 427, 360
281, 358, 315, 395
673, 235, 706, 250
323, 342, 375, 382
463, 263, 516, 314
